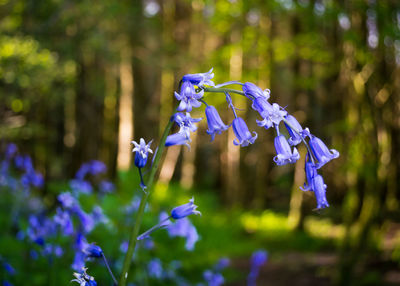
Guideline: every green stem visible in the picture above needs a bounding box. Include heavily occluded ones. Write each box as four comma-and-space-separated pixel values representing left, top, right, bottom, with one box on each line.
202, 87, 245, 96
118, 114, 175, 286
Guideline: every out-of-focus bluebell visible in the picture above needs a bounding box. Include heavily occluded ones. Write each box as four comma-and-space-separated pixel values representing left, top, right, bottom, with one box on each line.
132, 138, 153, 168
165, 132, 191, 149
273, 135, 300, 165
171, 197, 201, 219
247, 249, 268, 286
83, 243, 103, 258
2, 261, 15, 275
58, 192, 77, 208
309, 136, 339, 169
91, 206, 109, 225
5, 143, 17, 160
70, 179, 93, 195
43, 244, 63, 257
99, 180, 115, 193
54, 207, 74, 236
214, 257, 230, 271
232, 117, 257, 147
182, 68, 215, 87
160, 212, 199, 251
203, 270, 224, 286
175, 81, 204, 112
148, 258, 163, 279
205, 105, 229, 141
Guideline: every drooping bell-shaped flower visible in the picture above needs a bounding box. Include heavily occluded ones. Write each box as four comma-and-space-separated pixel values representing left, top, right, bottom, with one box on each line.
242, 82, 270, 100
309, 136, 339, 169
284, 115, 305, 146
232, 117, 258, 147
313, 175, 329, 209
132, 138, 153, 168
174, 81, 204, 112
251, 96, 273, 119
165, 132, 191, 149
273, 135, 300, 165
83, 243, 103, 258
171, 197, 201, 220
205, 105, 229, 141
257, 103, 287, 129
182, 68, 215, 87
300, 159, 318, 192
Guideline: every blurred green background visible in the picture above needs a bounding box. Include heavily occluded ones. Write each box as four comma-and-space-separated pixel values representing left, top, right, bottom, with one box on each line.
1, 0, 400, 285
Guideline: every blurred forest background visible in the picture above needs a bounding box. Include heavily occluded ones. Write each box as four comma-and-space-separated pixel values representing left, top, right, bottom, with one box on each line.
1, 0, 400, 285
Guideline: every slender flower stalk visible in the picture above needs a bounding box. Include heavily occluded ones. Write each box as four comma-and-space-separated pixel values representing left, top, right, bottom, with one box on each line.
118, 112, 176, 286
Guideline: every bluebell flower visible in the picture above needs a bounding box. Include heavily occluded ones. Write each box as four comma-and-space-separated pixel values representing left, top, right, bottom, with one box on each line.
247, 250, 268, 286
5, 143, 17, 160
174, 112, 202, 137
250, 250, 268, 268
309, 136, 339, 169
148, 258, 163, 279
284, 115, 309, 146
2, 262, 15, 275
313, 175, 329, 209
203, 270, 224, 286
182, 68, 215, 87
300, 160, 318, 192
205, 106, 229, 141
162, 212, 199, 251
131, 138, 153, 168
273, 135, 300, 165
73, 207, 95, 234
91, 206, 109, 225
171, 197, 201, 219
165, 132, 191, 148
43, 244, 63, 257
75, 163, 90, 180
256, 103, 287, 129
70, 179, 93, 195
83, 243, 103, 258
72, 267, 97, 286
242, 82, 270, 100
54, 207, 74, 235
175, 81, 204, 112
214, 258, 230, 271
232, 117, 258, 147
2, 281, 13, 286
87, 160, 107, 176
99, 180, 115, 193
58, 192, 77, 208
300, 157, 329, 209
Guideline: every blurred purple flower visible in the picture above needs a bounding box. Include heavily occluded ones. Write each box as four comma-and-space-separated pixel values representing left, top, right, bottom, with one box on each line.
148, 258, 163, 279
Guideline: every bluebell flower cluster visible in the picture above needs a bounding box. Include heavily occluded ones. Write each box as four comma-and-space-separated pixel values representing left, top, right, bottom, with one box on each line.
0, 144, 43, 193
165, 69, 339, 210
